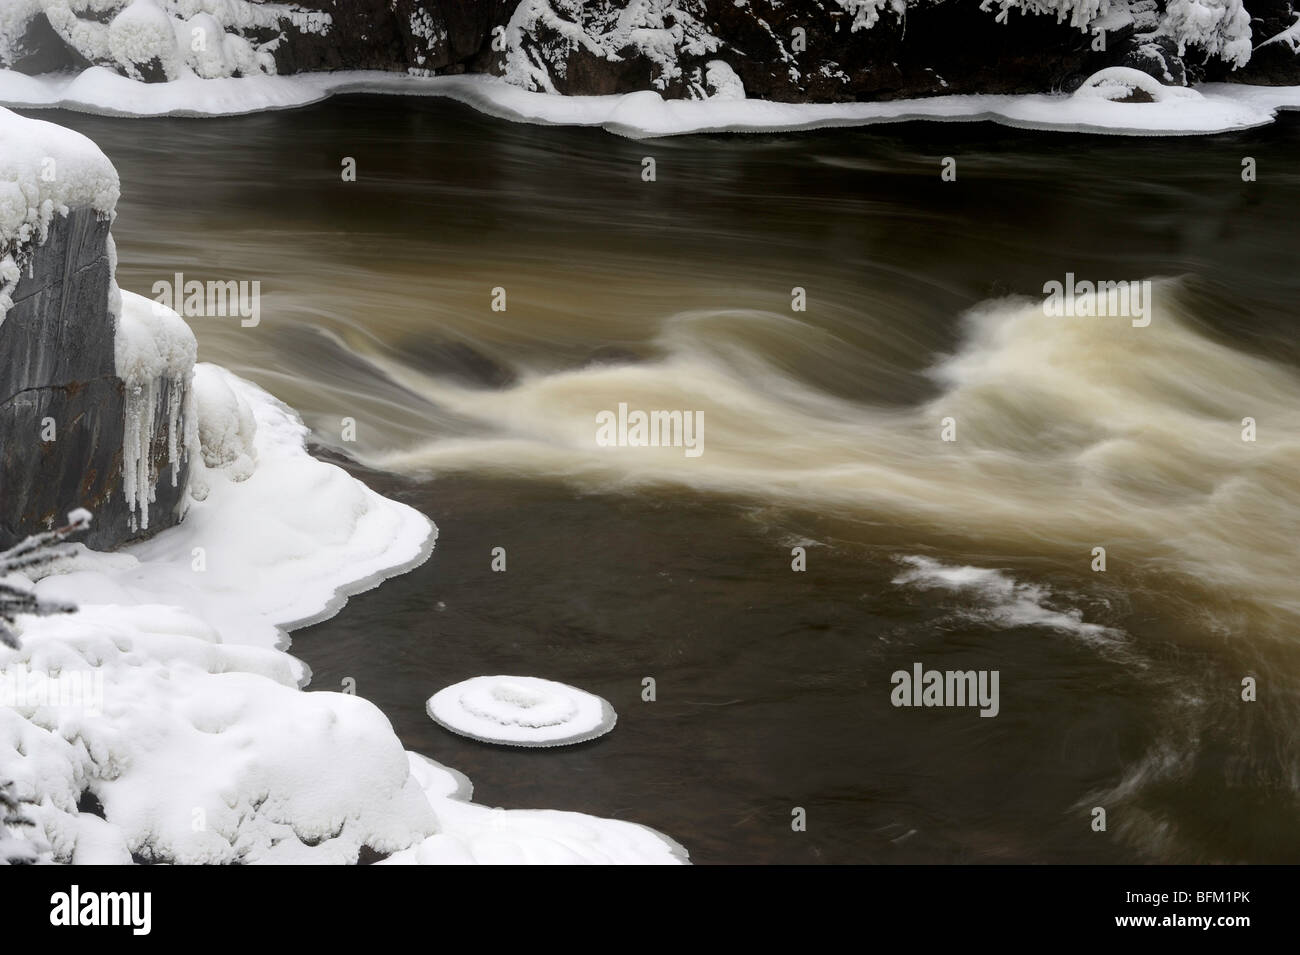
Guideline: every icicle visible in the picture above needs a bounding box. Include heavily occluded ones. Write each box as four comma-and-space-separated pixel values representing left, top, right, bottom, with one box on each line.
122, 369, 192, 529
167, 373, 183, 487
116, 284, 197, 534
122, 378, 159, 532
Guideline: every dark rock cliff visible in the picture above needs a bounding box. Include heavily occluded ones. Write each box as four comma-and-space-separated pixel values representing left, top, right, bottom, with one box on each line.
0, 209, 188, 551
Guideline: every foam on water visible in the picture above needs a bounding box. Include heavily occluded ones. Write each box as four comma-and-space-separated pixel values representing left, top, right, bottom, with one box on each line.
892, 555, 1120, 643
364, 280, 1300, 632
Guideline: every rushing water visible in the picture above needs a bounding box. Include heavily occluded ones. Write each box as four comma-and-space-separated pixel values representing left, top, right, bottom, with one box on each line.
38, 96, 1300, 864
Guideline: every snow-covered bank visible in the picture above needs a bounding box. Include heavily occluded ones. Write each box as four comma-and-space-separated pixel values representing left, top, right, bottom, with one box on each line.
383, 752, 688, 864
4, 351, 685, 863
6, 0, 1299, 108
3, 352, 438, 862
4, 67, 1300, 136
35, 349, 435, 655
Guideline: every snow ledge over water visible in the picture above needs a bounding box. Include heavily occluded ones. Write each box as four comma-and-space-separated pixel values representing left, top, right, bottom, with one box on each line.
2, 68, 1300, 137
5, 360, 685, 863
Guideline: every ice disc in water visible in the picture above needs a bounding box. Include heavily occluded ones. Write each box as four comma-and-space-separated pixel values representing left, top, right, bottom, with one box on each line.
426, 676, 617, 747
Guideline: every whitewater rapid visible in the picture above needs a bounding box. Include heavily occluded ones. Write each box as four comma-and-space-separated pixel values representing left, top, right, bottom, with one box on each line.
353, 280, 1300, 631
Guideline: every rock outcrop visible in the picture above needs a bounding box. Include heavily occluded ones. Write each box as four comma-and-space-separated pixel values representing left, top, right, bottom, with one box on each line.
2, 1, 1298, 100
0, 109, 193, 551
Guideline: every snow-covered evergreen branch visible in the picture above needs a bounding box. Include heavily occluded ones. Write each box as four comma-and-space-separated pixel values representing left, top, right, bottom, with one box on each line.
1162, 0, 1253, 67
0, 778, 40, 865
0, 512, 87, 863
0, 508, 90, 649
1256, 11, 1300, 52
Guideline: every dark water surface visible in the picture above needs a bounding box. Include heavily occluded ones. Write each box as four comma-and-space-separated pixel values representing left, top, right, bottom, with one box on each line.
39, 96, 1300, 863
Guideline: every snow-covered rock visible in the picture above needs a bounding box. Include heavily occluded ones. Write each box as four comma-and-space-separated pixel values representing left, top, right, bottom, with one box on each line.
108, 0, 182, 82
0, 1, 45, 71
1120, 36, 1188, 87
12, 0, 309, 82
1071, 64, 1202, 100
1, 106, 192, 551
499, 0, 723, 97
0, 107, 118, 267
191, 361, 256, 481
704, 58, 745, 100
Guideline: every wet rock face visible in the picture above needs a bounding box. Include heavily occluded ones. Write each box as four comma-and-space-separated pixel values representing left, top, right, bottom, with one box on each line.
1119, 35, 1188, 87
414, 0, 1181, 98
1229, 0, 1300, 84
0, 209, 188, 551
1, 9, 80, 76
705, 1, 1114, 101
256, 0, 516, 76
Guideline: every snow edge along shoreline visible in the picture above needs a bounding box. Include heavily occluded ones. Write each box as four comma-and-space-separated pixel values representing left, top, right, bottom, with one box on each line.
3, 68, 1300, 138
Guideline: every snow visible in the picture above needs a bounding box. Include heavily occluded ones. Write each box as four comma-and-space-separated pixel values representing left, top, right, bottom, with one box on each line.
0, 1, 43, 66
1257, 12, 1300, 53
41, 363, 437, 649
25, 0, 303, 82
114, 292, 195, 419
1089, 4, 1135, 32
0, 105, 119, 327
2, 364, 437, 862
837, 0, 909, 32
979, 0, 1107, 31
427, 676, 618, 747
382, 753, 687, 865
407, 6, 447, 67
0, 105, 118, 253
706, 0, 1259, 80
115, 291, 197, 531
0, 254, 19, 327
108, 0, 182, 82
1162, 0, 1253, 68
4, 365, 684, 864
407, 752, 472, 802
704, 59, 745, 100
0, 0, 1290, 133
175, 8, 275, 79
191, 361, 256, 480
1071, 66, 1201, 102
183, 12, 229, 79
40, 1, 115, 68
500, 0, 722, 96
3, 361, 684, 863
3, 67, 1299, 138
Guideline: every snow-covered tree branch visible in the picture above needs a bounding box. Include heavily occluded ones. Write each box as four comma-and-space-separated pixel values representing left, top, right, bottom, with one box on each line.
0, 509, 90, 650
0, 511, 89, 864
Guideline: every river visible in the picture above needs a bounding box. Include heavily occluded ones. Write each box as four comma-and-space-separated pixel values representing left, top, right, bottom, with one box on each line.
39, 95, 1300, 864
